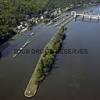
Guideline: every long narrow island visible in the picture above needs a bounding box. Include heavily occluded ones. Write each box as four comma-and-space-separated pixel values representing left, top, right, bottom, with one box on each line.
24, 25, 66, 97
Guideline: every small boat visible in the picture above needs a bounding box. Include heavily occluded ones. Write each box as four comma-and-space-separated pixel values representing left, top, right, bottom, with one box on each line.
30, 32, 35, 36
20, 47, 23, 50
26, 40, 31, 44
23, 40, 31, 47
13, 54, 17, 58
54, 23, 58, 26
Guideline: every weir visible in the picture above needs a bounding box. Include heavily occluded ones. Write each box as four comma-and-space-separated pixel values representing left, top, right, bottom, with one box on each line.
71, 11, 100, 21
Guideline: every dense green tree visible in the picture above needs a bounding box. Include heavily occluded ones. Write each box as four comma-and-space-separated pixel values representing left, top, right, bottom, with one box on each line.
0, 0, 49, 44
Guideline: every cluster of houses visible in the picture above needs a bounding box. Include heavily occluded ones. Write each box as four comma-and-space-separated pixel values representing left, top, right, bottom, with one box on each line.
17, 22, 28, 32
16, 6, 74, 33
17, 16, 45, 33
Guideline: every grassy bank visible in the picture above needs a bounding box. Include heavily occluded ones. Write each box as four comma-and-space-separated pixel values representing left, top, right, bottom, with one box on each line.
24, 26, 66, 97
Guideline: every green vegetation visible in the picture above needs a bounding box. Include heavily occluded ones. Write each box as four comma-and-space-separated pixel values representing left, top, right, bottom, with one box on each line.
46, 0, 100, 10
0, 0, 49, 44
24, 26, 66, 97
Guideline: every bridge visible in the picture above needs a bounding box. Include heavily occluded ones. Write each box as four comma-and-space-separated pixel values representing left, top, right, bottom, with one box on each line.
71, 11, 100, 20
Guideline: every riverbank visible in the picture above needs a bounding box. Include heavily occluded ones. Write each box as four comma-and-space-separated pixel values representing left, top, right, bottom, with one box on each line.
24, 26, 66, 97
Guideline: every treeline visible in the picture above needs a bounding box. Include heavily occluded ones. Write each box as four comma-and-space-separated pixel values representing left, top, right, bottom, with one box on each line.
46, 0, 100, 10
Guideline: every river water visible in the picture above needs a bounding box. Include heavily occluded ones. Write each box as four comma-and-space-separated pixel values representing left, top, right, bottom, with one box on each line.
0, 6, 100, 100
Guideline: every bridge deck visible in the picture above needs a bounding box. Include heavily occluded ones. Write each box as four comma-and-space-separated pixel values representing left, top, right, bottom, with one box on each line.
76, 13, 100, 19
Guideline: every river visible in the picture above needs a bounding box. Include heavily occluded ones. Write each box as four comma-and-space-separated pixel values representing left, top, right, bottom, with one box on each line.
0, 6, 100, 100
